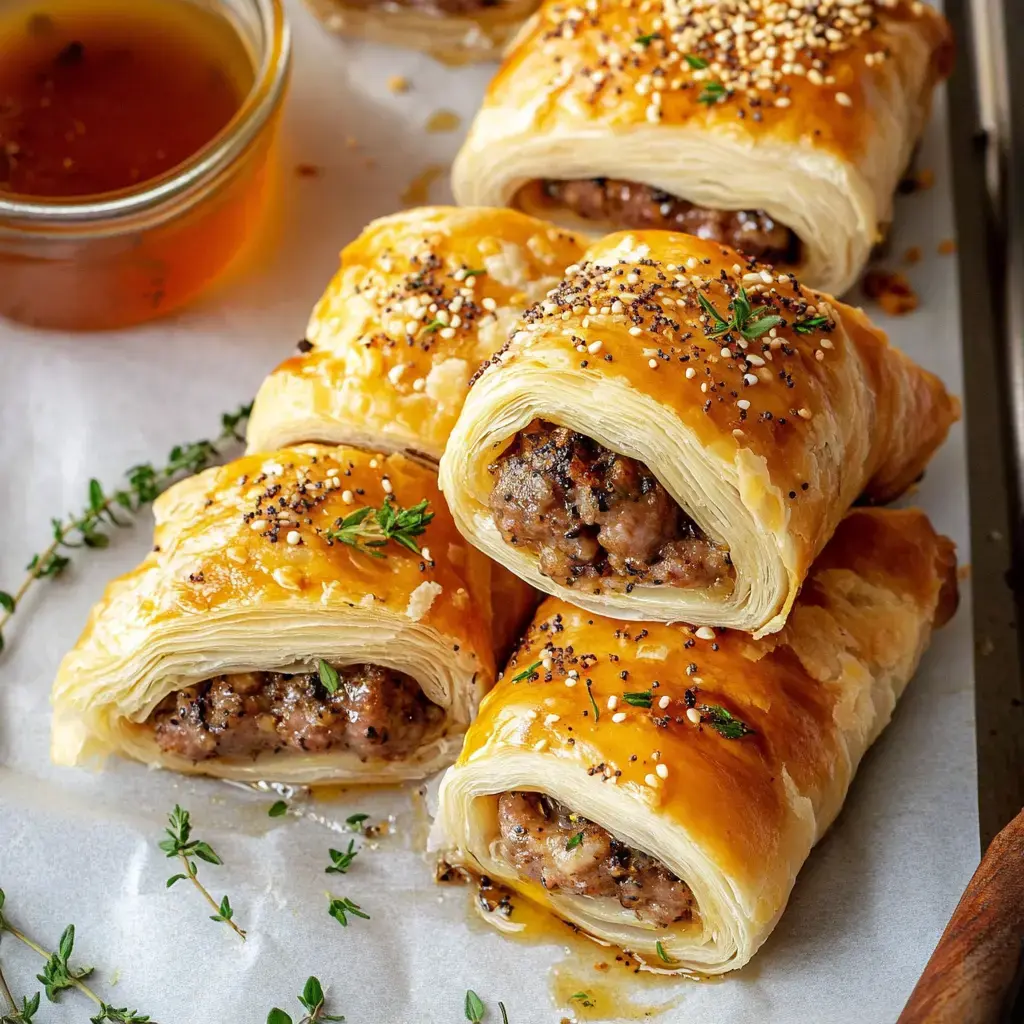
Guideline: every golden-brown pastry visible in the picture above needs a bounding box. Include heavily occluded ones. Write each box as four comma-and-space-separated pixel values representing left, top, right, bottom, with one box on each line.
439, 230, 958, 636
303, 0, 540, 64
246, 208, 585, 462
51, 445, 531, 784
452, 0, 953, 294
434, 507, 958, 974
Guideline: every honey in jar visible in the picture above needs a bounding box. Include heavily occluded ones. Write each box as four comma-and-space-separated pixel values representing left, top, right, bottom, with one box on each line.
0, 0, 290, 331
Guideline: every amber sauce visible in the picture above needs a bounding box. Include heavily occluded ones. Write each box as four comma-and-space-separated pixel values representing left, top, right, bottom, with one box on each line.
0, 0, 282, 330
0, 0, 252, 197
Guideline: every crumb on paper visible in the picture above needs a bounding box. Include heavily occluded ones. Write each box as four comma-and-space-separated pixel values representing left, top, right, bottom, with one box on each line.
388, 74, 410, 94
938, 238, 957, 255
400, 164, 447, 207
863, 269, 919, 316
295, 163, 323, 178
958, 563, 972, 581
898, 168, 935, 194
903, 245, 923, 265
426, 109, 462, 133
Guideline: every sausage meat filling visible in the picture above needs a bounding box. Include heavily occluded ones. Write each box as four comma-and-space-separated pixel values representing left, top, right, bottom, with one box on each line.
518, 178, 800, 265
497, 791, 696, 927
488, 421, 733, 590
150, 665, 444, 762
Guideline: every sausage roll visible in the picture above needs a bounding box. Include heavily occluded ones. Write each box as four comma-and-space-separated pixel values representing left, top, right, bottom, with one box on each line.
434, 507, 958, 974
246, 207, 585, 463
451, 0, 953, 295
303, 0, 540, 64
51, 444, 530, 784
439, 231, 958, 636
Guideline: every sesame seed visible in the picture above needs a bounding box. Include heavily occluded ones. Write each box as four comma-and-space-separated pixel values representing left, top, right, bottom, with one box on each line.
565, 678, 577, 688
326, 468, 339, 478
545, 714, 560, 726
836, 92, 853, 107
644, 774, 659, 789
611, 711, 627, 723
369, 459, 378, 469
656, 763, 669, 779
658, 695, 671, 709
737, 399, 750, 410
607, 695, 619, 710
648, 358, 658, 369
568, 669, 579, 678
482, 296, 497, 312
420, 546, 431, 561
696, 626, 716, 640
743, 373, 758, 386
534, 739, 548, 752
685, 367, 696, 379
686, 708, 702, 725
588, 340, 604, 354
720, 347, 731, 359
342, 490, 355, 504
382, 477, 393, 494
249, 519, 268, 531
286, 530, 301, 546
798, 407, 813, 420
629, 326, 643, 336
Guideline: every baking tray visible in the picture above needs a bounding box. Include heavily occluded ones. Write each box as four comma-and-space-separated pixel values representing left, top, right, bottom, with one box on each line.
948, 0, 1024, 847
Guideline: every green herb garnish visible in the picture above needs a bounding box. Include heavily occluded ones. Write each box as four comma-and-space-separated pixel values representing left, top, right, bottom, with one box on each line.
318, 660, 341, 695
327, 897, 369, 928
697, 81, 726, 104
463, 268, 487, 277
684, 53, 708, 69
622, 690, 653, 708
586, 681, 600, 721
565, 831, 585, 851
571, 992, 595, 1007
635, 32, 658, 46
698, 287, 783, 342
324, 496, 433, 559
269, 800, 288, 818
326, 841, 359, 875
345, 813, 369, 831
0, 891, 150, 1022
422, 319, 447, 334
793, 314, 830, 334
510, 661, 542, 683
159, 805, 246, 941
0, 402, 252, 657
698, 703, 754, 739
655, 939, 676, 964
267, 976, 345, 1023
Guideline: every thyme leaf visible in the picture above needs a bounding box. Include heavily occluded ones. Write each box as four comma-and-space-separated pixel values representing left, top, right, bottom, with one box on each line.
697, 703, 754, 739
510, 661, 541, 683
622, 690, 653, 708
267, 976, 345, 1023
327, 897, 369, 928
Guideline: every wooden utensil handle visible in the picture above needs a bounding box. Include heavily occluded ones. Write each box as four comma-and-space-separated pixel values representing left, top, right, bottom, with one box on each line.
898, 808, 1024, 1024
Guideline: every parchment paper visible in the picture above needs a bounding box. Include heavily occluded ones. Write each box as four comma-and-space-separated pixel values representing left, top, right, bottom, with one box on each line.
0, 2, 977, 1021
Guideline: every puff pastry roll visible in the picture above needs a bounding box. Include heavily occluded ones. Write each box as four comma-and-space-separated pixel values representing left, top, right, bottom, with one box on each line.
303, 0, 540, 64
439, 231, 958, 636
246, 207, 585, 463
451, 0, 953, 295
51, 444, 530, 784
434, 507, 958, 974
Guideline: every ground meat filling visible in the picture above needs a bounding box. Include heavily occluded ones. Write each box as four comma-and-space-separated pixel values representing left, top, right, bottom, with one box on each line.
150, 665, 444, 762
521, 178, 800, 264
497, 792, 695, 927
488, 421, 732, 590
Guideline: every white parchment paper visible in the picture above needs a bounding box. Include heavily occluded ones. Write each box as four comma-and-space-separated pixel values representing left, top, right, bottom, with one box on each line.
0, 2, 978, 1021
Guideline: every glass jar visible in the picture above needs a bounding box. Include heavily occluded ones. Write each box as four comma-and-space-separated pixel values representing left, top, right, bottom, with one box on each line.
0, 0, 291, 331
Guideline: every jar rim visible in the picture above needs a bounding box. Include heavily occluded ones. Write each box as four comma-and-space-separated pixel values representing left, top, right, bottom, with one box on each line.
0, 0, 291, 224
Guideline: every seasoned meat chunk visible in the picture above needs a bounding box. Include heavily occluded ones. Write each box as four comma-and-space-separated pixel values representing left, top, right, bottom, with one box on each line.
497, 791, 695, 927
520, 178, 800, 264
488, 420, 732, 590
150, 664, 443, 762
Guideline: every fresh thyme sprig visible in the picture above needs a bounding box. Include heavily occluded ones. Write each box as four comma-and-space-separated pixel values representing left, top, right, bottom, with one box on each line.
0, 936, 38, 1024
0, 891, 151, 1022
267, 977, 345, 1024
0, 402, 252, 656
325, 842, 359, 875
793, 314, 831, 334
697, 81, 726, 105
655, 939, 676, 965
159, 806, 246, 941
327, 897, 369, 928
323, 496, 434, 559
697, 704, 754, 739
698, 288, 783, 342
622, 690, 653, 708
510, 661, 541, 683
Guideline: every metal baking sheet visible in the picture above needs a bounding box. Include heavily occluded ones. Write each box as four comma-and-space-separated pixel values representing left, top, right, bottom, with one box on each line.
0, 2, 990, 1021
